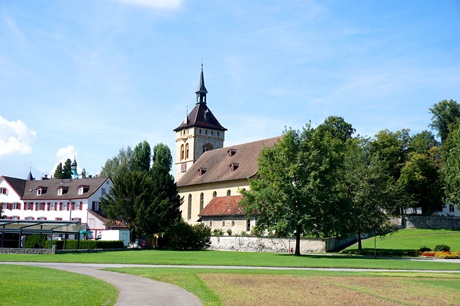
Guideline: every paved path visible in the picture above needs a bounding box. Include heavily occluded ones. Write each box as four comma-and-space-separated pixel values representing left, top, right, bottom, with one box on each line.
0, 262, 202, 306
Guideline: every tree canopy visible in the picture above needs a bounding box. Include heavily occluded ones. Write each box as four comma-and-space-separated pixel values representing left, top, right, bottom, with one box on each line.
429, 99, 460, 143
53, 159, 72, 179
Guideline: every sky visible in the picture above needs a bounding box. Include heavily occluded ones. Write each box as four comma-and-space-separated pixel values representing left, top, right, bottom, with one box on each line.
1, 0, 459, 179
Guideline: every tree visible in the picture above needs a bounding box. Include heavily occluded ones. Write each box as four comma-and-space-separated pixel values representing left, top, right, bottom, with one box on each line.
443, 127, 460, 207
136, 144, 181, 245
101, 142, 181, 245
343, 137, 397, 251
429, 99, 460, 143
100, 146, 134, 179
398, 150, 443, 214
410, 130, 438, 154
53, 159, 72, 179
240, 117, 353, 256
132, 141, 151, 172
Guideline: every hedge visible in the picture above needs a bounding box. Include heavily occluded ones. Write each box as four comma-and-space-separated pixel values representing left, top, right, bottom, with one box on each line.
24, 235, 124, 249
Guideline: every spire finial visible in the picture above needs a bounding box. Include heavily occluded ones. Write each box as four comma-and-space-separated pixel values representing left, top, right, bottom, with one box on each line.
195, 64, 208, 104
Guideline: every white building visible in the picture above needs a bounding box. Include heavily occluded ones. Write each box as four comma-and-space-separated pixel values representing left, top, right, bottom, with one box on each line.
0, 175, 117, 239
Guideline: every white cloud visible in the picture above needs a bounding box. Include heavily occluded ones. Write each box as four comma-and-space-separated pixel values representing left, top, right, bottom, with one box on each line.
0, 116, 36, 156
116, 0, 182, 9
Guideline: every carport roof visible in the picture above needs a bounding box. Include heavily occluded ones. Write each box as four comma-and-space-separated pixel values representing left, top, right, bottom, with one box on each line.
0, 220, 81, 235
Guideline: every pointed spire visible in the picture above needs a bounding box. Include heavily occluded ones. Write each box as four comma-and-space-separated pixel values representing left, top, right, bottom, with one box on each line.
195, 64, 208, 104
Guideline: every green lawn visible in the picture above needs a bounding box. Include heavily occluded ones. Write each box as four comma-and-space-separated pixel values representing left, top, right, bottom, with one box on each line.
343, 228, 460, 255
0, 264, 117, 306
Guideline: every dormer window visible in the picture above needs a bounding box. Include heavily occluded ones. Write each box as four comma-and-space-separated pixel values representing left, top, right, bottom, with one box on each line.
57, 186, 69, 196
230, 163, 239, 172
36, 187, 47, 195
228, 148, 237, 157
198, 168, 207, 176
78, 185, 89, 195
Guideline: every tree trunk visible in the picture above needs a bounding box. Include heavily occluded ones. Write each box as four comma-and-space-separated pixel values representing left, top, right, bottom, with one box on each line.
294, 225, 301, 256
357, 226, 362, 252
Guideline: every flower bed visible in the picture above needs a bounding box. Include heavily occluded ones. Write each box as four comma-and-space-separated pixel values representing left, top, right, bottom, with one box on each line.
422, 251, 460, 259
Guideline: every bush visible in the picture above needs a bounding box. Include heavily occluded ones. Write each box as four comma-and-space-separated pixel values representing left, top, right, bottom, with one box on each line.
226, 229, 232, 236
434, 244, 450, 252
166, 221, 211, 250
24, 234, 48, 248
212, 229, 224, 236
419, 246, 431, 252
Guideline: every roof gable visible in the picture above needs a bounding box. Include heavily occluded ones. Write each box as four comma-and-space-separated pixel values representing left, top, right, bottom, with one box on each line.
174, 103, 226, 132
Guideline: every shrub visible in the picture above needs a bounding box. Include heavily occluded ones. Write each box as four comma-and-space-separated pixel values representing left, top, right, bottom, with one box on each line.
24, 234, 48, 248
434, 244, 450, 252
166, 221, 211, 250
419, 246, 431, 252
226, 229, 232, 236
213, 229, 224, 236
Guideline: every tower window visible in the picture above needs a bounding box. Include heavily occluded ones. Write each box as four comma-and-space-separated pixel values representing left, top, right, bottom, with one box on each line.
217, 132, 220, 136
227, 190, 231, 196
213, 191, 217, 198
186, 143, 189, 159
203, 143, 213, 153
181, 144, 185, 160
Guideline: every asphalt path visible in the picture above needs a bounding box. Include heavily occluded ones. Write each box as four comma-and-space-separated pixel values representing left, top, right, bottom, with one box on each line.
2, 259, 460, 305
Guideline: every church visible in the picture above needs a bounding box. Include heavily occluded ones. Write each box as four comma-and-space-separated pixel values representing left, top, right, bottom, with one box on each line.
174, 66, 280, 234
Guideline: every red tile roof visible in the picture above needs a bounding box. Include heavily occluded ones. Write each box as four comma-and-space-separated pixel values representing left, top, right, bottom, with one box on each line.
199, 195, 244, 217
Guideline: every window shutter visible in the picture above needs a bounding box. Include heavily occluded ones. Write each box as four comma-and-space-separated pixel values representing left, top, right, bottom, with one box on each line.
79, 202, 83, 210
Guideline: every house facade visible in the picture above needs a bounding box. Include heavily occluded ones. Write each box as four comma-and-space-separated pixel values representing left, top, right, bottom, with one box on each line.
0, 175, 115, 239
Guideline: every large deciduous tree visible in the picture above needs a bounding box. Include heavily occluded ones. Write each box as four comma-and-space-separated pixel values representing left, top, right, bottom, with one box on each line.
343, 137, 398, 251
100, 146, 134, 179
240, 117, 353, 256
443, 127, 460, 208
429, 99, 460, 143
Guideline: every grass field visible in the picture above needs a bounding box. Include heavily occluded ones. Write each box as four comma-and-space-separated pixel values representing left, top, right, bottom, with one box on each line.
0, 264, 117, 306
1, 229, 460, 305
108, 268, 460, 306
346, 228, 460, 251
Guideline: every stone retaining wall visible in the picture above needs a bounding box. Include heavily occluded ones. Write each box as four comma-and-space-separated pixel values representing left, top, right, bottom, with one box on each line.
209, 236, 353, 253
392, 215, 460, 229
0, 246, 56, 254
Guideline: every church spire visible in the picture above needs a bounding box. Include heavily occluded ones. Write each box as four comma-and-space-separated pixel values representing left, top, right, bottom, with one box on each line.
195, 64, 208, 104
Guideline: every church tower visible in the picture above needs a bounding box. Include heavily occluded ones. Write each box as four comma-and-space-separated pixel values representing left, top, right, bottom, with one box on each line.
174, 65, 227, 180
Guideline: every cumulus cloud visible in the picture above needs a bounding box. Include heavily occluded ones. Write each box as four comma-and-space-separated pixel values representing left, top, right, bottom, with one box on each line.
0, 116, 37, 156
116, 0, 182, 9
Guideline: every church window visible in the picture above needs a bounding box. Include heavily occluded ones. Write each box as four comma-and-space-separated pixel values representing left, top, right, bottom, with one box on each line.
211, 131, 213, 135
203, 143, 213, 153
212, 191, 217, 198
180, 144, 185, 160
200, 193, 204, 211
227, 190, 231, 196
187, 194, 192, 220
246, 219, 251, 232
199, 129, 202, 134
222, 221, 225, 227
186, 143, 189, 159
205, 130, 208, 135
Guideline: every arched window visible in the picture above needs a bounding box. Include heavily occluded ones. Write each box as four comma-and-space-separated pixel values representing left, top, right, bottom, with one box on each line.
180, 144, 185, 160
227, 189, 231, 196
203, 143, 213, 153
200, 193, 204, 211
212, 191, 217, 198
187, 194, 192, 220
185, 143, 189, 159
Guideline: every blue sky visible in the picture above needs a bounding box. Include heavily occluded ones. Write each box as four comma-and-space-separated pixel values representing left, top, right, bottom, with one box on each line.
1, 0, 459, 179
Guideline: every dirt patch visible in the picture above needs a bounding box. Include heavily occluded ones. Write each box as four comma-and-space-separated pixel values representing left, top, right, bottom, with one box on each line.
199, 274, 460, 306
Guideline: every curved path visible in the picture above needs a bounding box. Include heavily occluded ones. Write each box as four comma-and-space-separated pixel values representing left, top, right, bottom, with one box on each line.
0, 262, 202, 306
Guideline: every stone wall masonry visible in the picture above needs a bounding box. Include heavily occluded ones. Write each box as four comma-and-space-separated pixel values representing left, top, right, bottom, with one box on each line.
392, 215, 460, 230
209, 236, 351, 253
0, 246, 56, 255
